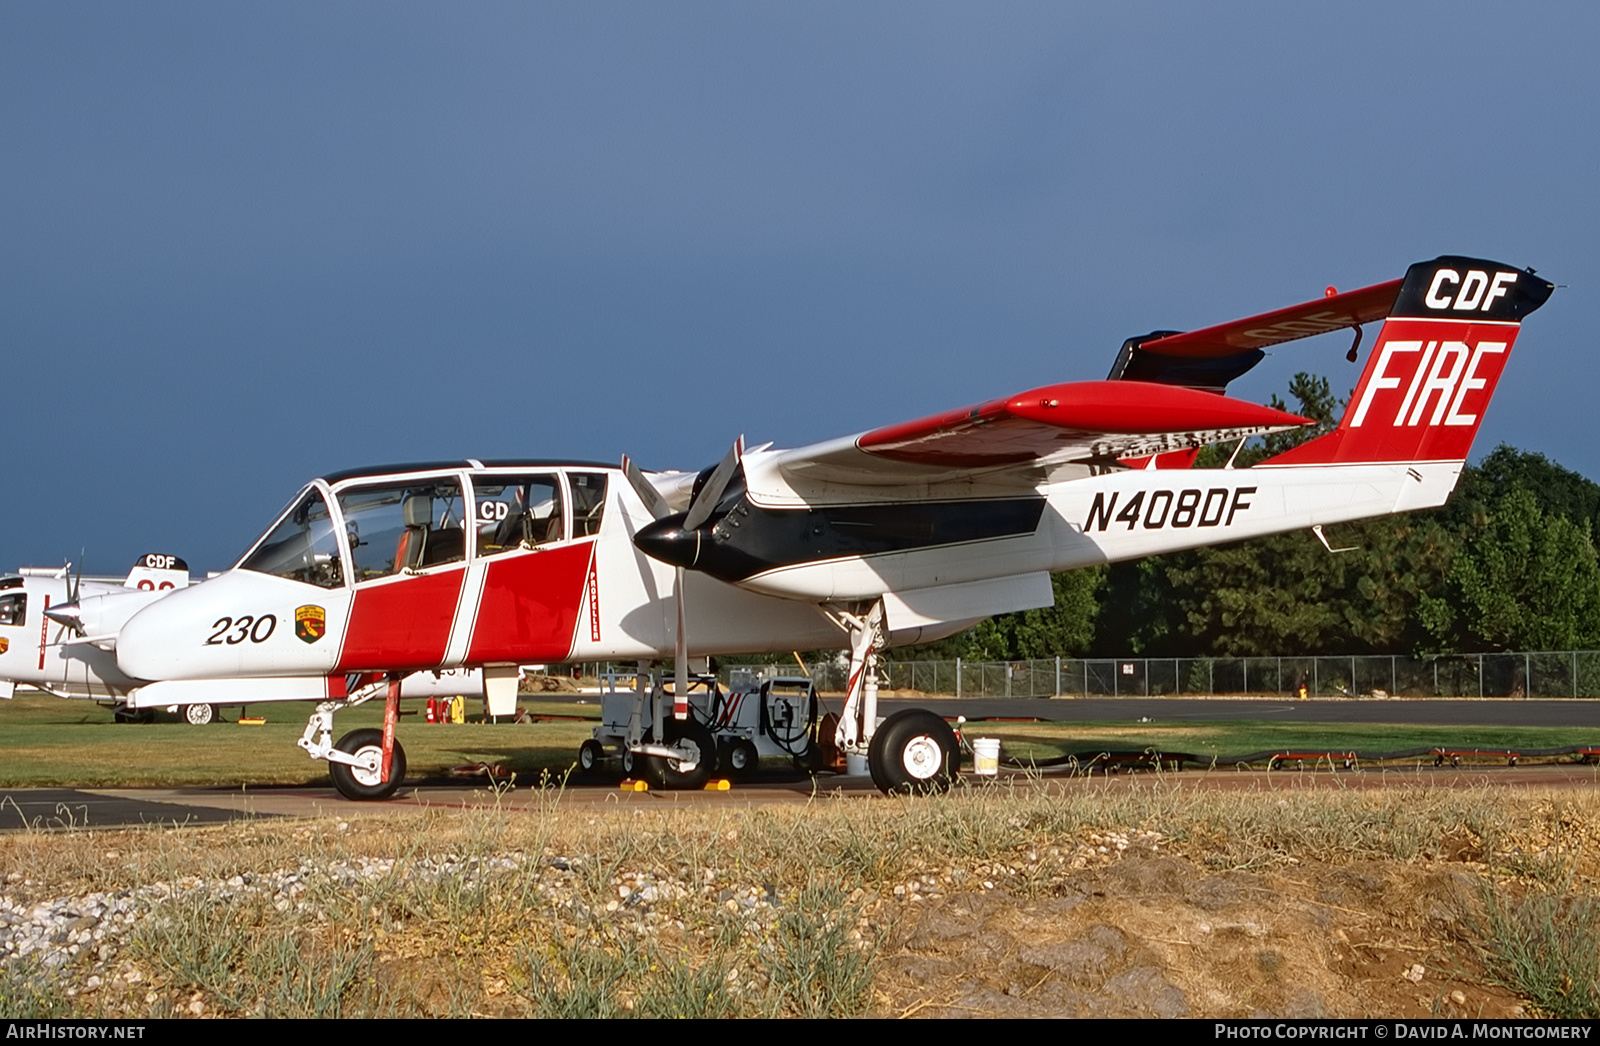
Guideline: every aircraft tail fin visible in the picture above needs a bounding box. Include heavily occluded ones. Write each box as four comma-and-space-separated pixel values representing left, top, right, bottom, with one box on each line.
1258, 256, 1553, 468
124, 553, 190, 591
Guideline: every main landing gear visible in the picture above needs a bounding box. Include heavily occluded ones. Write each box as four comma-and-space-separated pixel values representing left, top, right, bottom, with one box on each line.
868, 709, 961, 794
826, 599, 962, 795
184, 702, 217, 726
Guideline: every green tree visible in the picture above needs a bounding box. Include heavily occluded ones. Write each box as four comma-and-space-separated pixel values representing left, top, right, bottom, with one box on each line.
1444, 445, 1600, 539
1196, 371, 1345, 469
1421, 487, 1600, 651
1091, 558, 1182, 655
904, 568, 1103, 661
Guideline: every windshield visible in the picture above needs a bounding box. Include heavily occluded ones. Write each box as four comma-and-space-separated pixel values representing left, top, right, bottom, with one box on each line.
238, 488, 345, 588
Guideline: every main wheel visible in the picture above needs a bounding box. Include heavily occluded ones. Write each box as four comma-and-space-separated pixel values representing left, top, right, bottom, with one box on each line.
867, 709, 960, 795
641, 718, 717, 790
328, 728, 407, 801
722, 738, 759, 780
578, 739, 605, 775
184, 703, 217, 726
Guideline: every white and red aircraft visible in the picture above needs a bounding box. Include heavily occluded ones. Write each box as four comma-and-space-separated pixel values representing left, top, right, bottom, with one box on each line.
62, 255, 1550, 798
0, 554, 501, 726
0, 554, 194, 721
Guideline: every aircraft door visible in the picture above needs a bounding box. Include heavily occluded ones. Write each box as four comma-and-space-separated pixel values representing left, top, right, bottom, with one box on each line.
0, 591, 25, 688
334, 476, 470, 672
464, 472, 595, 664
472, 474, 564, 554
569, 472, 608, 537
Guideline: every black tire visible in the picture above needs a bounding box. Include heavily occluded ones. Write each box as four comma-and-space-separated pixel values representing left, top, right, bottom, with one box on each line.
792, 741, 825, 775
641, 718, 717, 790
867, 709, 959, 795
113, 705, 154, 725
328, 729, 406, 801
184, 703, 216, 727
578, 739, 605, 775
622, 748, 638, 777
722, 739, 759, 780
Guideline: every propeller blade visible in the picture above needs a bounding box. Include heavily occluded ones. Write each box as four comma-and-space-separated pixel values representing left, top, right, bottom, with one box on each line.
620, 456, 672, 522
674, 566, 688, 720
683, 436, 744, 532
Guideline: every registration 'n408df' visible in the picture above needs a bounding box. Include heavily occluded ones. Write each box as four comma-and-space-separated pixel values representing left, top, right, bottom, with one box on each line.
1085, 487, 1256, 532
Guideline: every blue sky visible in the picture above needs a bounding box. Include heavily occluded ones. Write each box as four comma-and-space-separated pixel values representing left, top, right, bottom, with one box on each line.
3, 2, 1596, 573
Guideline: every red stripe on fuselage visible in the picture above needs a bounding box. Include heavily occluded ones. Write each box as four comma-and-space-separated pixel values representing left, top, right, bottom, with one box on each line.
466, 542, 594, 664
335, 568, 466, 673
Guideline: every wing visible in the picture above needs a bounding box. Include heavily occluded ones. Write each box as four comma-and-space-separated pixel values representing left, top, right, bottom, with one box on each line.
745, 380, 1309, 505
740, 278, 1414, 505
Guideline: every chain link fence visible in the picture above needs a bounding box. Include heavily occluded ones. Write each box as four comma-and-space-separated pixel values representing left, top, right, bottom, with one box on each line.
709, 651, 1600, 699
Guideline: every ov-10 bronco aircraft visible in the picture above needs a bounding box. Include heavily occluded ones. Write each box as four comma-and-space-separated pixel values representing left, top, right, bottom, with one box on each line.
63, 255, 1549, 799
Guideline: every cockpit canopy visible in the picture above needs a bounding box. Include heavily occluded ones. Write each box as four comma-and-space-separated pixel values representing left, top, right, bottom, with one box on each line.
238, 464, 610, 589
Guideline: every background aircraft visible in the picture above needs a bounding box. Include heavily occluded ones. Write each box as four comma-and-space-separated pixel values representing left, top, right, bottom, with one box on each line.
0, 554, 193, 721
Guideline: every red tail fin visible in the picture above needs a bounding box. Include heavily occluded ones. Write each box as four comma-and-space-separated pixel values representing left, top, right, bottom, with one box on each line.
1261, 256, 1553, 467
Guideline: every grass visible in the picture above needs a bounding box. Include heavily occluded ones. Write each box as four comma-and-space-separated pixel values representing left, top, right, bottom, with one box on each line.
4, 784, 1600, 1017
3, 691, 1599, 790
0, 692, 599, 788
1470, 882, 1600, 1019
972, 720, 1600, 765
134, 890, 384, 1018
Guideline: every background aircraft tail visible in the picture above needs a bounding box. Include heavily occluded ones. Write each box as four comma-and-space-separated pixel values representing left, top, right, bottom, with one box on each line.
1259, 256, 1553, 468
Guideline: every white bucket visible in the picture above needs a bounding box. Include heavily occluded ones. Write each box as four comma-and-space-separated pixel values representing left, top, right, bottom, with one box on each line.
971, 737, 1001, 776
845, 752, 870, 777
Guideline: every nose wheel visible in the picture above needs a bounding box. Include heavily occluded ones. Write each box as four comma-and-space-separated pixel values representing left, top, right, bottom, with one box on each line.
327, 728, 408, 800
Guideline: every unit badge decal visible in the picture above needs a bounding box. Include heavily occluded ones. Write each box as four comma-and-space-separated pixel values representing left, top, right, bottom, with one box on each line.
295, 605, 327, 644
0, 638, 8, 654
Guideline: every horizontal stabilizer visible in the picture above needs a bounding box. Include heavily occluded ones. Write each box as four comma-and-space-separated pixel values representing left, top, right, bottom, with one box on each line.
1109, 279, 1403, 393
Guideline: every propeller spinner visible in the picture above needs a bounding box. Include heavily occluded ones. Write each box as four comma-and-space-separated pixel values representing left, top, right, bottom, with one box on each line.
622, 438, 744, 722
42, 557, 85, 636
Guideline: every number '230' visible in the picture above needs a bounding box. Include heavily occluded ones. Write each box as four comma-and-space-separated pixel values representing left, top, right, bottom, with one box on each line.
204, 615, 276, 645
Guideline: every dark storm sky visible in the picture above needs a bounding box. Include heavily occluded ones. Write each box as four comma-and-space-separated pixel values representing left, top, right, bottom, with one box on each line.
3, 2, 1595, 573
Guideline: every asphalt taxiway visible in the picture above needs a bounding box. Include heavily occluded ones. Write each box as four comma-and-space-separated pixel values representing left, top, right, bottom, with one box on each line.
4, 696, 1599, 830
5, 762, 1599, 830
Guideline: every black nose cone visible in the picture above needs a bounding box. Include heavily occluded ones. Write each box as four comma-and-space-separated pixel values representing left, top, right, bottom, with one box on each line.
634, 516, 700, 569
